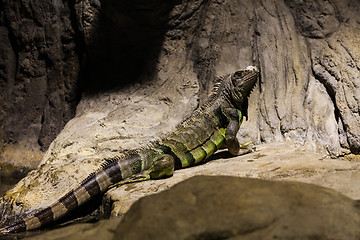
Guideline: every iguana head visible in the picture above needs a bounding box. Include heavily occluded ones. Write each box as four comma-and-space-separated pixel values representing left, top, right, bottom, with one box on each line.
230, 66, 259, 118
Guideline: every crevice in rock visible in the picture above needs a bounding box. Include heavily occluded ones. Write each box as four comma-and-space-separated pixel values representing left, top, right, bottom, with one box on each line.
186, 0, 220, 103
0, 8, 19, 90
80, 1, 178, 94
67, 1, 86, 61
311, 64, 340, 122
311, 63, 350, 153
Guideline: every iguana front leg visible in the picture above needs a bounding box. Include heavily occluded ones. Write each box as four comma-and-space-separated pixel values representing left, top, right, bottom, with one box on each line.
109, 154, 175, 188
222, 108, 255, 155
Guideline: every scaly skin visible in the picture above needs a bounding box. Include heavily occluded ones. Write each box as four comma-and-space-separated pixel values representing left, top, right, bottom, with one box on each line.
0, 66, 259, 234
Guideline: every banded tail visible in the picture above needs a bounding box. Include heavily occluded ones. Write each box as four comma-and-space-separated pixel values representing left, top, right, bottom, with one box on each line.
0, 154, 144, 234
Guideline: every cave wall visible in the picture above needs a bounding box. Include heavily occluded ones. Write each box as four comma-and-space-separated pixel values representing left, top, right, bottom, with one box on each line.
244, 0, 360, 155
285, 0, 360, 154
0, 0, 82, 171
0, 0, 359, 173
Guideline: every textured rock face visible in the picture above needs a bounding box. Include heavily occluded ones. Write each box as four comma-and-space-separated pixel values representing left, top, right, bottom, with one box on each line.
247, 0, 360, 155
0, 1, 82, 172
0, 0, 359, 233
287, 0, 360, 154
114, 176, 360, 240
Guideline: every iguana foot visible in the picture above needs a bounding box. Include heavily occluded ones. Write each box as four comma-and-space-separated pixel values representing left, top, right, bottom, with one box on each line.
108, 174, 150, 189
237, 141, 256, 155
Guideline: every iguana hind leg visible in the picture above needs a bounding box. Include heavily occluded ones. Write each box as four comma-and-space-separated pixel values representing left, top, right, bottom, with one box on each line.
109, 154, 175, 189
148, 154, 175, 179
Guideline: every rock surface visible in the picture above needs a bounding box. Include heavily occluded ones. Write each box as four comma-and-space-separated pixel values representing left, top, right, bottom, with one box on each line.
0, 0, 360, 233
114, 176, 360, 240
104, 142, 360, 218
24, 174, 360, 240
22, 217, 122, 240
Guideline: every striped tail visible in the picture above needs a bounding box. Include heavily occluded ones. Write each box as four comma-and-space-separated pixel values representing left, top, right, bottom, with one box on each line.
0, 154, 143, 234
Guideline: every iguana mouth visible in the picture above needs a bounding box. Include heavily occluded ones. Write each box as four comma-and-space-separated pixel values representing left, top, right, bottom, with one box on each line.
244, 66, 259, 99
246, 66, 259, 94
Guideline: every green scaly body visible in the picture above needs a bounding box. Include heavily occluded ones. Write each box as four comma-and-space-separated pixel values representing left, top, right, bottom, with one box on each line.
0, 66, 259, 234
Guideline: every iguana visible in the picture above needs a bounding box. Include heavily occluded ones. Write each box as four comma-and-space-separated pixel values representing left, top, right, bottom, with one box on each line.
0, 66, 259, 234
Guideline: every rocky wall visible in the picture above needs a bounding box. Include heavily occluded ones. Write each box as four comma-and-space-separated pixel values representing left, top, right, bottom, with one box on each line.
0, 0, 82, 173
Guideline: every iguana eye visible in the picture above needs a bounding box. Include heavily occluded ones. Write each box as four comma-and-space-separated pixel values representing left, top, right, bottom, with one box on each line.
233, 70, 247, 79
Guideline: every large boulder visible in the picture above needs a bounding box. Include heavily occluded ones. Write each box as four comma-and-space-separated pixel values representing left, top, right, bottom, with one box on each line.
114, 175, 360, 240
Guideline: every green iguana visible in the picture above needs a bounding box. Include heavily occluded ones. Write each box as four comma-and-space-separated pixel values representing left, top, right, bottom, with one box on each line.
0, 66, 259, 234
